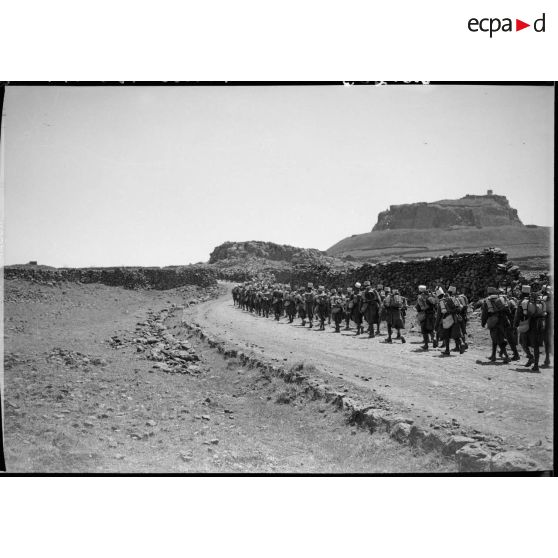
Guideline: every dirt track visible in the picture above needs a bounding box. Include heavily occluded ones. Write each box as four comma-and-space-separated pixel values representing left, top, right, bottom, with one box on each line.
185, 283, 553, 466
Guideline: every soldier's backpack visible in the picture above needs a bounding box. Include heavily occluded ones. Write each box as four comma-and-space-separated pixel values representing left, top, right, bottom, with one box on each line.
444, 297, 457, 313
522, 299, 546, 318
485, 295, 507, 314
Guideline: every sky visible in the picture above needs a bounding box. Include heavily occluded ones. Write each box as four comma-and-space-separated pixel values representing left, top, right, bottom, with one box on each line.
1, 84, 554, 268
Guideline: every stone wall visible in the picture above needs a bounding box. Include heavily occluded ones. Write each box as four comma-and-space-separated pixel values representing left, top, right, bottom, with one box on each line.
4, 265, 218, 290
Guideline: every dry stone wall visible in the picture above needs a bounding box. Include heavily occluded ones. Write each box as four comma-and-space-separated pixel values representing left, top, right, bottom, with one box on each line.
287, 249, 549, 300
4, 265, 218, 290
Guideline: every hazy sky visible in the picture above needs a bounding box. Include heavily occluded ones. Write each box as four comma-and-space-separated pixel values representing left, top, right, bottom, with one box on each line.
2, 84, 554, 268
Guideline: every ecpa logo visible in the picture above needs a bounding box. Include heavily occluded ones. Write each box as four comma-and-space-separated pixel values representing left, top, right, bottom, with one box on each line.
468, 13, 546, 37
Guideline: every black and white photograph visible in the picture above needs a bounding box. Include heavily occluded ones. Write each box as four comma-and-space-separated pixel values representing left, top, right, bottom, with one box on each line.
0, 82, 554, 474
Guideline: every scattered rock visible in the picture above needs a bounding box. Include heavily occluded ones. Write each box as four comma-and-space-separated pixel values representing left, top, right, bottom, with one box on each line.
455, 444, 491, 472
491, 451, 542, 472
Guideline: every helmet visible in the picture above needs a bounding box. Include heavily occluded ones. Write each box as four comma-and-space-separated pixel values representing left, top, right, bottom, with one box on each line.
377, 284, 383, 290
354, 282, 361, 289
435, 287, 444, 297
307, 282, 313, 288
384, 287, 391, 293
486, 287, 497, 295
363, 280, 370, 287
418, 285, 427, 292
448, 286, 457, 294
521, 285, 531, 294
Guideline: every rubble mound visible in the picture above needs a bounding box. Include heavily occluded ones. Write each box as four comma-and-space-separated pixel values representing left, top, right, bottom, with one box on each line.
209, 241, 326, 264
373, 193, 523, 231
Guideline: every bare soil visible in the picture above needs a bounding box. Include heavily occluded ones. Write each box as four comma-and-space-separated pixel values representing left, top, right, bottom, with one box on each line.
3, 279, 454, 473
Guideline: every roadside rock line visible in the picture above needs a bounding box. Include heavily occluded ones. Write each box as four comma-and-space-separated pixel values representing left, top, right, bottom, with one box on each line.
179, 310, 544, 473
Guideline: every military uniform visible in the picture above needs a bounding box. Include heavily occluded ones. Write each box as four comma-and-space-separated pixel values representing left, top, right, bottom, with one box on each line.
416, 285, 437, 350
542, 287, 552, 367
481, 287, 511, 363
343, 288, 353, 330
436, 288, 464, 355
383, 289, 406, 343
272, 285, 283, 321
362, 282, 383, 338
513, 288, 547, 372
314, 287, 329, 330
283, 288, 297, 323
330, 290, 345, 332
350, 283, 364, 335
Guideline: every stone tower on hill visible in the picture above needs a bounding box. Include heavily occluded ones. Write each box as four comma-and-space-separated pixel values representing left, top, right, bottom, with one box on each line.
372, 191, 523, 231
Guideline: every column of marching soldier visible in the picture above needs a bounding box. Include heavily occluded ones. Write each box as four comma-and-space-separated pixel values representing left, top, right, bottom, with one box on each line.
231, 281, 552, 372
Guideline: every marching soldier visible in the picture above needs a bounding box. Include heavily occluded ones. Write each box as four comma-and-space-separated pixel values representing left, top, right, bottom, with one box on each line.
516, 285, 535, 366
304, 283, 316, 328
436, 287, 464, 355
330, 288, 345, 332
362, 282, 383, 338
314, 286, 330, 331
514, 287, 547, 372
383, 288, 406, 343
542, 285, 552, 368
416, 285, 437, 350
344, 287, 353, 330
272, 284, 283, 321
481, 286, 511, 363
351, 282, 364, 335
448, 286, 469, 350
295, 287, 307, 326
283, 286, 297, 323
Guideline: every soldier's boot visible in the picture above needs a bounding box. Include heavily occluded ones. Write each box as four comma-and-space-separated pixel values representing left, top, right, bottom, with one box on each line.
421, 334, 429, 351
301, 319, 306, 326
488, 343, 497, 362
510, 344, 520, 361
385, 326, 393, 343
444, 340, 451, 355
500, 347, 510, 364
369, 328, 375, 338
308, 321, 313, 329
398, 330, 406, 343
335, 324, 340, 333
432, 335, 439, 348
456, 338, 465, 355
532, 347, 540, 372
542, 354, 551, 367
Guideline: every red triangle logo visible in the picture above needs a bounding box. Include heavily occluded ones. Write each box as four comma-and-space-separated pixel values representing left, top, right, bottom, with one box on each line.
516, 19, 530, 31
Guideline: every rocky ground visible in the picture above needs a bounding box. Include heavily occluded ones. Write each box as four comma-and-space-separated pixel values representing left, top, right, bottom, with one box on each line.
3, 279, 455, 473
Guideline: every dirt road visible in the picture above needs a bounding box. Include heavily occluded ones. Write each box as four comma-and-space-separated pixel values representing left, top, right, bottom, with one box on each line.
185, 283, 553, 466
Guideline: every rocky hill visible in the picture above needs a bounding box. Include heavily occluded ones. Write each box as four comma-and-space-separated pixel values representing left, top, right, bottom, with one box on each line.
209, 241, 325, 264
328, 192, 550, 272
373, 192, 522, 231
